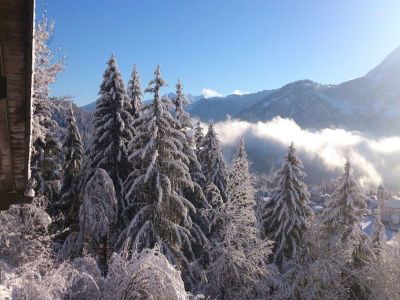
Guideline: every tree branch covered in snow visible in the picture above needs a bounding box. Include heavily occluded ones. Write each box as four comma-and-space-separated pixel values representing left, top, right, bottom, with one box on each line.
0, 201, 52, 270
104, 247, 189, 300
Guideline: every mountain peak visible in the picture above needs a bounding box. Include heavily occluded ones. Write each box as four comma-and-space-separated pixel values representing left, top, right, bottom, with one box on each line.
379, 46, 400, 66
365, 46, 400, 83
279, 79, 323, 92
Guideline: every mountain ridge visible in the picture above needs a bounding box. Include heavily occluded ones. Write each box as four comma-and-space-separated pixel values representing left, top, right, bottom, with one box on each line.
81, 46, 400, 135
234, 47, 400, 135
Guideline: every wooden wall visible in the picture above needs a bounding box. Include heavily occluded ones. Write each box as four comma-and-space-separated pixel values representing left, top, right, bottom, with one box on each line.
0, 0, 34, 207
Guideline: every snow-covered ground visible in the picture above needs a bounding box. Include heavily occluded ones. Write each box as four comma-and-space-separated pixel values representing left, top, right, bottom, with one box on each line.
0, 260, 17, 299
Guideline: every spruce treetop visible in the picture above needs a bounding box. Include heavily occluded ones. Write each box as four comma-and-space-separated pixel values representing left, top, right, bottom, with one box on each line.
127, 64, 143, 118
174, 80, 190, 113
198, 124, 228, 201
144, 65, 167, 102
89, 54, 133, 217
194, 121, 204, 151
322, 159, 367, 233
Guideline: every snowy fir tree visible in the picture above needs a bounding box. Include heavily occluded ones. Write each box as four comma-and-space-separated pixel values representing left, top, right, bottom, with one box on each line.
173, 80, 206, 188
322, 160, 368, 240
371, 209, 387, 257
261, 143, 312, 267
57, 105, 83, 226
278, 218, 351, 300
321, 160, 373, 299
79, 169, 117, 275
172, 81, 210, 263
127, 64, 143, 119
118, 66, 206, 289
173, 80, 191, 128
194, 121, 204, 152
205, 139, 273, 299
198, 124, 228, 202
88, 55, 133, 220
227, 138, 254, 206
360, 234, 400, 299
31, 16, 64, 204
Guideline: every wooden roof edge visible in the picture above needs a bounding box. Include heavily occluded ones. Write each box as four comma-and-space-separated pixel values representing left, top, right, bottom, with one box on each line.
24, 0, 35, 185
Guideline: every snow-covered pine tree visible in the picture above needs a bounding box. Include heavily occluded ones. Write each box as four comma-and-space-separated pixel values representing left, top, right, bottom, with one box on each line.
173, 82, 208, 195
322, 160, 367, 240
119, 66, 206, 288
194, 121, 204, 152
203, 182, 224, 238
31, 16, 64, 204
127, 64, 143, 119
321, 160, 372, 299
278, 218, 350, 300
173, 81, 205, 186
371, 209, 387, 257
227, 138, 254, 206
206, 139, 273, 299
173, 80, 191, 127
57, 106, 83, 226
172, 80, 210, 259
198, 124, 228, 202
361, 234, 400, 299
79, 168, 117, 275
261, 143, 312, 267
88, 55, 133, 221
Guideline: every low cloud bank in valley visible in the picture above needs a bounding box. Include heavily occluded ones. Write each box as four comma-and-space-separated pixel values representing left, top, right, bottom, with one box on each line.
207, 117, 400, 191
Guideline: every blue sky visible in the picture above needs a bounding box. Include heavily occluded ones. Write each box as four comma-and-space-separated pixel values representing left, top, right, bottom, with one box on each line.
37, 0, 400, 106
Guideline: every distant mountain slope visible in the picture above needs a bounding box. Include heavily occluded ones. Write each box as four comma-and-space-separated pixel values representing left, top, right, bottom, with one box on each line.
82, 101, 96, 111
237, 47, 400, 135
238, 80, 343, 129
186, 90, 275, 122
52, 99, 93, 149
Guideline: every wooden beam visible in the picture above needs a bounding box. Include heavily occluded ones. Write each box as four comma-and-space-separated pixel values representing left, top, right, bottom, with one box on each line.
0, 94, 14, 191
0, 0, 35, 206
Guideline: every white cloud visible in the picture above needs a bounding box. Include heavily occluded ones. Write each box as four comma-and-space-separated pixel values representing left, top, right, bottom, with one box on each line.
369, 137, 400, 154
201, 88, 223, 99
208, 117, 400, 189
233, 89, 244, 95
